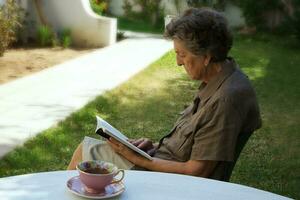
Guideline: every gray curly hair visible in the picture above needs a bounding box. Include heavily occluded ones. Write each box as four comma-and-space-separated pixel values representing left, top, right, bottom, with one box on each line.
165, 8, 233, 63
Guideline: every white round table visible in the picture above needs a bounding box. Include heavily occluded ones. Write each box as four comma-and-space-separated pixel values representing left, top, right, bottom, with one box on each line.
0, 170, 291, 200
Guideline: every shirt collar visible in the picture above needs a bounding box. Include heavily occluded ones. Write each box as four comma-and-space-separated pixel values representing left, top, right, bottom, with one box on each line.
197, 58, 237, 103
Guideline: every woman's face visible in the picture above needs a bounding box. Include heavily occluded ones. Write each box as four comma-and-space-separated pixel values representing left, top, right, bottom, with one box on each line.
174, 39, 210, 80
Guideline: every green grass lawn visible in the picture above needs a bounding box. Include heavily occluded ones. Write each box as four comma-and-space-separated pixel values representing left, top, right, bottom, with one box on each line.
0, 34, 299, 199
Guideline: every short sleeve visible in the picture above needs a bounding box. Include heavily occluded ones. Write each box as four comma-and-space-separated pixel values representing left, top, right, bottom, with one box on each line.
191, 98, 242, 162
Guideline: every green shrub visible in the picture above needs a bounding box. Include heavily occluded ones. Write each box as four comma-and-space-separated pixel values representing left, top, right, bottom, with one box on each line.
0, 0, 23, 56
294, 11, 300, 41
117, 31, 125, 41
90, 0, 108, 15
37, 26, 72, 48
37, 25, 53, 46
60, 28, 72, 48
290, 1, 300, 42
51, 33, 60, 47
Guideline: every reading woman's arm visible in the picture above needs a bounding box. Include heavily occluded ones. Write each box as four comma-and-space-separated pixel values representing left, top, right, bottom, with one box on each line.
108, 138, 216, 177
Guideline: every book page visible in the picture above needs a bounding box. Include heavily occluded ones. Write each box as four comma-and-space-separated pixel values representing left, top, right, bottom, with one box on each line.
96, 116, 128, 141
95, 116, 153, 160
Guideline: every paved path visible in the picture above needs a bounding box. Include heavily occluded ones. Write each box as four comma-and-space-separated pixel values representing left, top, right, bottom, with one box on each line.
0, 37, 172, 158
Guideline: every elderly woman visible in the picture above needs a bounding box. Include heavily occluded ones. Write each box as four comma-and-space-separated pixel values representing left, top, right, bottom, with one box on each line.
68, 8, 261, 181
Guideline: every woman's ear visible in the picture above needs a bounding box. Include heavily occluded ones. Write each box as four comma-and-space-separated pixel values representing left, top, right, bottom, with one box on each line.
204, 54, 212, 66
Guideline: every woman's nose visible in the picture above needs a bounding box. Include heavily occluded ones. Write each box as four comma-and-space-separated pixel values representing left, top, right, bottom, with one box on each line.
176, 56, 183, 66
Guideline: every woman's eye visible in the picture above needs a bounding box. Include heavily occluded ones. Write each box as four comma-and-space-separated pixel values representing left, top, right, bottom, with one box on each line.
175, 51, 185, 58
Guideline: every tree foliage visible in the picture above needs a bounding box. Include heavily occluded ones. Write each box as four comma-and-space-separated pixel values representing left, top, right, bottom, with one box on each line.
90, 0, 109, 16
0, 0, 23, 56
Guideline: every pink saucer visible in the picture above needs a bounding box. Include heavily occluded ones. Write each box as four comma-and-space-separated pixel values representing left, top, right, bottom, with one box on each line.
67, 176, 125, 199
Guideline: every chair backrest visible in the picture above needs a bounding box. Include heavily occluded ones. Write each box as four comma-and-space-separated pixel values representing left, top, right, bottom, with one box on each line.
222, 132, 253, 182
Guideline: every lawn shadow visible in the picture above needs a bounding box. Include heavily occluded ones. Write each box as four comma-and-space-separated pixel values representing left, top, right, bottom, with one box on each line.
229, 37, 300, 199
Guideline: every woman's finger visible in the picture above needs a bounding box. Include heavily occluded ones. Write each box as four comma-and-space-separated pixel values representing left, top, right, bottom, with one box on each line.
137, 139, 153, 151
132, 138, 145, 146
109, 137, 121, 145
107, 139, 118, 150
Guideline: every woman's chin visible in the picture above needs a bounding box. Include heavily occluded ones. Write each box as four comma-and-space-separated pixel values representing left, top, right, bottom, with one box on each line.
190, 75, 201, 81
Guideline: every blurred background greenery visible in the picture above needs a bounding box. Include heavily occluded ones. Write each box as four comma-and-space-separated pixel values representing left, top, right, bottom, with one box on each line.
90, 0, 300, 39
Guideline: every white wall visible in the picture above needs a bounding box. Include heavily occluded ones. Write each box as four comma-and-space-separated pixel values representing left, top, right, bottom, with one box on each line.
162, 0, 189, 15
223, 3, 245, 28
23, 0, 117, 47
109, 0, 125, 16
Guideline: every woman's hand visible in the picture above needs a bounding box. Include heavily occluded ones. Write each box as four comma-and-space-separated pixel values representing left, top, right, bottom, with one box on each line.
128, 138, 157, 156
129, 138, 152, 150
107, 137, 144, 164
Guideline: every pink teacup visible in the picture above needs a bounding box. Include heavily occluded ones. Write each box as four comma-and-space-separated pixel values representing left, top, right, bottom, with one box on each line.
76, 160, 125, 193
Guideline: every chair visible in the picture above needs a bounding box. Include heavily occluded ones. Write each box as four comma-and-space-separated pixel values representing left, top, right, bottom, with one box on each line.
222, 132, 253, 182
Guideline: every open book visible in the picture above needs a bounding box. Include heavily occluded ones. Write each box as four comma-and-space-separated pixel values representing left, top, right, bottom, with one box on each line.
95, 116, 153, 160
